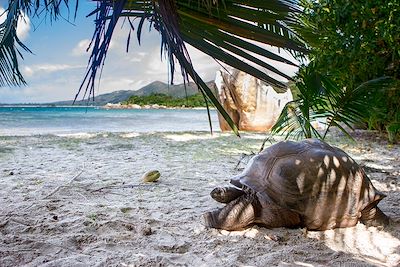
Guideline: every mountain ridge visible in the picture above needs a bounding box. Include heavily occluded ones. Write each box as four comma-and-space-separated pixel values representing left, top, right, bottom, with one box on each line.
51, 81, 215, 106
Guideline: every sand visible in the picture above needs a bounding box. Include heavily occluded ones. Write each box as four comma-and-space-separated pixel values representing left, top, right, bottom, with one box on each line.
0, 131, 399, 266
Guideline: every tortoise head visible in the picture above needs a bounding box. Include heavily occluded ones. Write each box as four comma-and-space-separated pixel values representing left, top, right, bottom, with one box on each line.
230, 154, 268, 193
204, 192, 302, 230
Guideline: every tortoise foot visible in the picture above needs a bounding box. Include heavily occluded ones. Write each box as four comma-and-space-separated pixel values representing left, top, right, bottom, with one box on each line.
203, 194, 256, 231
203, 211, 217, 228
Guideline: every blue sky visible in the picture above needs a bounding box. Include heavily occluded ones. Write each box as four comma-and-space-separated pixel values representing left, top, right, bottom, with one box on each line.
0, 0, 297, 103
0, 0, 222, 103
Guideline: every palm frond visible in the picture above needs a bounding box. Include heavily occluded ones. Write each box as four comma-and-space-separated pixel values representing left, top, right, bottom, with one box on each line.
0, 0, 78, 87
321, 76, 398, 138
272, 62, 398, 141
168, 0, 305, 88
76, 0, 306, 134
271, 63, 333, 140
0, 0, 30, 86
1, 0, 306, 134
271, 99, 323, 139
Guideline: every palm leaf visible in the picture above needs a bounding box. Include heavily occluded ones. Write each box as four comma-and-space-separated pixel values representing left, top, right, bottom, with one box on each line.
272, 61, 398, 141
76, 0, 306, 134
271, 99, 323, 139
321, 76, 397, 138
0, 0, 29, 86
0, 0, 78, 86
1, 0, 306, 134
271, 63, 330, 139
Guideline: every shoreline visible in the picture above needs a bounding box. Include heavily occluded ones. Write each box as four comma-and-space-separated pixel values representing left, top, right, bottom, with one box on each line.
0, 104, 213, 110
0, 104, 98, 108
102, 103, 211, 110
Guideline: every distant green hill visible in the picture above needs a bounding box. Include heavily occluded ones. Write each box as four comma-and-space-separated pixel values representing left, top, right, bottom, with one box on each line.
51, 81, 215, 106
123, 93, 209, 107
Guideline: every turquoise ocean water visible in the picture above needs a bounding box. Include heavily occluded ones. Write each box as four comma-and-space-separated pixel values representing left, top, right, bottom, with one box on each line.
0, 106, 220, 136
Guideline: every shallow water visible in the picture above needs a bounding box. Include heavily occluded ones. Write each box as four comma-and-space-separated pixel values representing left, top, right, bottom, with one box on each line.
0, 106, 219, 136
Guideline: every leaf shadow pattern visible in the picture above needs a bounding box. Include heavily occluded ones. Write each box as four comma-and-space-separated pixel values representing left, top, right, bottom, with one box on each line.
205, 138, 399, 265
306, 221, 400, 266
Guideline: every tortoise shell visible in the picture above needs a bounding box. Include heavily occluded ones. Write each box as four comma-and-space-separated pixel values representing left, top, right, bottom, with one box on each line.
230, 139, 386, 230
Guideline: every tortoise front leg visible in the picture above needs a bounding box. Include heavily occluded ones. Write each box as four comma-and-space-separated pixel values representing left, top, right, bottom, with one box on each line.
203, 194, 256, 231
210, 186, 245, 203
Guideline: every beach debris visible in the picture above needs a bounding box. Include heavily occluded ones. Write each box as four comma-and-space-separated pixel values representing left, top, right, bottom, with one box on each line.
91, 182, 162, 192
204, 139, 389, 231
234, 153, 255, 171
301, 227, 308, 237
3, 169, 14, 176
141, 225, 153, 236
265, 234, 284, 242
142, 170, 160, 183
43, 169, 84, 199
120, 207, 133, 214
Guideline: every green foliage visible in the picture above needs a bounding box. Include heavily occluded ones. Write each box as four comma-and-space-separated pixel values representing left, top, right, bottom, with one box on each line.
272, 64, 330, 140
271, 63, 397, 141
299, 0, 400, 84
272, 64, 323, 139
366, 81, 400, 143
297, 0, 400, 138
122, 93, 208, 107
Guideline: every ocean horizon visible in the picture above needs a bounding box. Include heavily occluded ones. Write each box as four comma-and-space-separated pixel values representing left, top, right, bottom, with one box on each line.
0, 106, 220, 136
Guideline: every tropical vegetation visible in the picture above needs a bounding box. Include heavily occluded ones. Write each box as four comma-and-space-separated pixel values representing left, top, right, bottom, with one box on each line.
300, 0, 399, 86
272, 0, 400, 142
271, 63, 396, 141
122, 93, 208, 107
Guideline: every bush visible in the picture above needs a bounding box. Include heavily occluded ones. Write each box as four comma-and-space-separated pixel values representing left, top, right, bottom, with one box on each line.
122, 93, 208, 107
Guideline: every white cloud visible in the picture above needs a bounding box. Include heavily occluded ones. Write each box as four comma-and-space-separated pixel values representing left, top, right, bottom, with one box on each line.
94, 77, 135, 93
145, 48, 169, 74
72, 39, 91, 56
0, 7, 31, 41
1, 10, 300, 104
23, 66, 34, 77
141, 44, 220, 85
129, 52, 148, 62
16, 12, 30, 40
0, 82, 75, 103
22, 63, 85, 77
66, 19, 219, 95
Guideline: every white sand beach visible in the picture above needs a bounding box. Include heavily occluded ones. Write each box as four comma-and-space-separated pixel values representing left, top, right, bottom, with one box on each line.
0, 131, 399, 266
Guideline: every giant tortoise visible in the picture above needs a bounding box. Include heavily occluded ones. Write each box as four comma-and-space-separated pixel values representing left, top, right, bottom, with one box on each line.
204, 139, 389, 231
